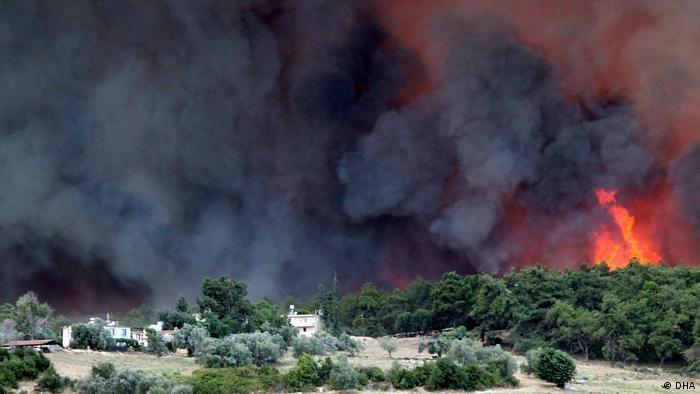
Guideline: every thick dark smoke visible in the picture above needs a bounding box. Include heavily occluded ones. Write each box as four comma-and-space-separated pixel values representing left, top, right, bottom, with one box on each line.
0, 1, 693, 311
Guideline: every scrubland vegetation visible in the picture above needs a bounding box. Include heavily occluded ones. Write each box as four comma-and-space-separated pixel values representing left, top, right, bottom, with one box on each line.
0, 260, 698, 392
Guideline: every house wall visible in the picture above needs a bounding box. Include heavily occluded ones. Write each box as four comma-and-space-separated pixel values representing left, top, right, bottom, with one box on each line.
62, 326, 72, 348
288, 314, 322, 337
106, 326, 131, 339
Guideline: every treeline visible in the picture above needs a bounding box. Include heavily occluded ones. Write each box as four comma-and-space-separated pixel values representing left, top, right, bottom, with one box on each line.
312, 261, 699, 369
150, 261, 699, 371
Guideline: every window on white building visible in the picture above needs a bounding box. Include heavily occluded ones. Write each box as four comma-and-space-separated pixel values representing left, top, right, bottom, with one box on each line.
121, 329, 127, 337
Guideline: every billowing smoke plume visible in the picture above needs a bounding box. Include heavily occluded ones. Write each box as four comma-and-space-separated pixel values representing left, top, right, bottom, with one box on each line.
0, 0, 698, 311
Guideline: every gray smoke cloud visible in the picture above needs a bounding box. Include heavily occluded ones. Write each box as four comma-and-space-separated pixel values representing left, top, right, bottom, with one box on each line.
0, 1, 693, 312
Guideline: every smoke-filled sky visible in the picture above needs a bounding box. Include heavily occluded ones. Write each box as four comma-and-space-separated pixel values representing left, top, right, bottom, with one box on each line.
0, 0, 698, 313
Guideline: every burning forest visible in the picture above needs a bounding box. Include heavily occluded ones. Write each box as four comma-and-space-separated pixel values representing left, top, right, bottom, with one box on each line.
0, 0, 699, 312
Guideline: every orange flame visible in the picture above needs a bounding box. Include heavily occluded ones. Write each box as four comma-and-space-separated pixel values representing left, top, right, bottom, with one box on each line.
593, 188, 661, 268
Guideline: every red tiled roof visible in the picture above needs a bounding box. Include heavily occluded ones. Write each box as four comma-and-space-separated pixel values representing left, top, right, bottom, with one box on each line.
3, 339, 60, 347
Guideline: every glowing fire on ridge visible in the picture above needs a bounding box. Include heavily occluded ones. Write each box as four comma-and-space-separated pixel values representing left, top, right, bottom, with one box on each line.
593, 188, 661, 268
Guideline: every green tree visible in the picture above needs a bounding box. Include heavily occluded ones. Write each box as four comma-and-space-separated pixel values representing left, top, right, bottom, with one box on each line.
176, 296, 189, 313
432, 272, 469, 328
0, 304, 14, 321
14, 292, 52, 339
329, 356, 359, 390
146, 328, 167, 357
546, 301, 604, 360
250, 299, 286, 330
533, 348, 576, 388
648, 314, 683, 368
284, 353, 320, 391
317, 275, 341, 334
174, 323, 210, 357
378, 337, 398, 358
197, 277, 252, 334
70, 321, 115, 351
470, 278, 520, 337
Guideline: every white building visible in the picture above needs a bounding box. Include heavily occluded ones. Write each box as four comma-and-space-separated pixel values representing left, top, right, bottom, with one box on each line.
62, 316, 164, 349
104, 318, 131, 340
287, 305, 323, 337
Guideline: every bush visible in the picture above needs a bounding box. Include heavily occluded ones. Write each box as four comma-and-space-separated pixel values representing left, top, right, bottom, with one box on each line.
91, 362, 115, 380
196, 339, 252, 368
318, 356, 333, 383
329, 356, 359, 390
475, 345, 517, 378
37, 365, 72, 393
425, 357, 467, 390
461, 363, 498, 391
337, 333, 363, 356
229, 331, 284, 365
0, 364, 18, 391
291, 336, 324, 358
522, 347, 544, 374
0, 347, 52, 392
77, 368, 192, 394
70, 323, 115, 351
533, 348, 576, 388
447, 338, 477, 364
185, 366, 282, 394
173, 324, 210, 357
146, 328, 168, 357
259, 322, 297, 348
358, 366, 385, 383
387, 362, 432, 390
284, 353, 320, 392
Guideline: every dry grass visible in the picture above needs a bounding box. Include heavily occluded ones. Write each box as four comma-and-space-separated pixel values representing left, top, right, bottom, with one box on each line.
46, 349, 198, 380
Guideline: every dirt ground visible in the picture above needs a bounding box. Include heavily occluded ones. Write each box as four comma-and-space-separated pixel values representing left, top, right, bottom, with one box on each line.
38, 337, 698, 394
343, 336, 698, 394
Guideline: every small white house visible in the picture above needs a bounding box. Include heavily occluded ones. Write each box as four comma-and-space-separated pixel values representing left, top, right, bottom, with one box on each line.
287, 305, 323, 337
62, 316, 147, 348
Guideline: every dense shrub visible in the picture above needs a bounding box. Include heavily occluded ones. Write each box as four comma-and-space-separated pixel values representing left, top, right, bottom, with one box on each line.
522, 347, 544, 374
197, 338, 252, 368
284, 354, 320, 392
290, 332, 359, 358
173, 324, 210, 357
317, 356, 333, 383
37, 365, 72, 393
475, 345, 517, 377
387, 362, 420, 390
447, 338, 477, 364
337, 333, 363, 356
388, 347, 517, 392
358, 366, 385, 383
532, 348, 576, 388
146, 328, 168, 357
461, 363, 498, 391
229, 331, 284, 365
197, 332, 285, 368
70, 323, 115, 351
329, 356, 359, 390
91, 362, 116, 380
425, 357, 468, 390
291, 336, 324, 357
0, 347, 52, 391
259, 322, 297, 348
77, 368, 192, 394
184, 366, 282, 394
